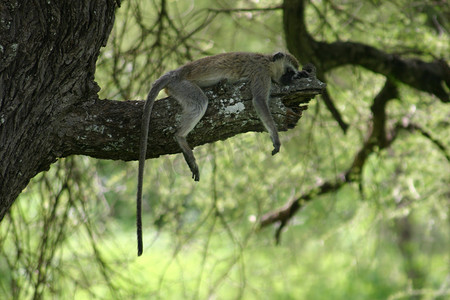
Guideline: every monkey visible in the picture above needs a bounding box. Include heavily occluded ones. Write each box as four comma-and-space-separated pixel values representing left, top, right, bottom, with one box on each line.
136, 52, 308, 255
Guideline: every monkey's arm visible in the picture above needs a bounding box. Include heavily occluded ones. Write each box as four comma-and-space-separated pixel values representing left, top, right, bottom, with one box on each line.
250, 75, 281, 155
61, 75, 326, 161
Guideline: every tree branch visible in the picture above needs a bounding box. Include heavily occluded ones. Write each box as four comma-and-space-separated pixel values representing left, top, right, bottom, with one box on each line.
259, 175, 347, 230
60, 72, 326, 161
259, 77, 449, 238
315, 41, 449, 103
395, 119, 450, 163
259, 79, 399, 235
320, 87, 349, 133
266, 0, 449, 242
283, 0, 449, 104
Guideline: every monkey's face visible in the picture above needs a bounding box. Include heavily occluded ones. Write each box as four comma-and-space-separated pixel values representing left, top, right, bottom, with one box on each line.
280, 66, 308, 86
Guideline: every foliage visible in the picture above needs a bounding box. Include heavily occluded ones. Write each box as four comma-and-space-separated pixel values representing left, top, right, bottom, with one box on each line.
1, 0, 449, 299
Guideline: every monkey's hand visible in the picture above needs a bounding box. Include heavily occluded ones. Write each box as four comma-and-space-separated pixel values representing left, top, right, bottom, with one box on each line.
181, 151, 200, 181
301, 63, 316, 77
191, 166, 200, 181
294, 70, 309, 79
293, 63, 316, 80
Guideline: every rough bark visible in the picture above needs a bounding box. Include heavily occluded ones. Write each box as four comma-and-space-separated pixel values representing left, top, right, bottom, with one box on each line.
59, 78, 325, 161
0, 1, 325, 221
0, 0, 117, 221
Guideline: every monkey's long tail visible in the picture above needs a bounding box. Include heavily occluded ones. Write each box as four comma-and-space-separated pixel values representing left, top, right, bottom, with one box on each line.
137, 73, 173, 256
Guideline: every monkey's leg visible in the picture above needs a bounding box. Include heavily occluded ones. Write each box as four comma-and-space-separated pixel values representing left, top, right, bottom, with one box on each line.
251, 77, 281, 155
167, 80, 208, 181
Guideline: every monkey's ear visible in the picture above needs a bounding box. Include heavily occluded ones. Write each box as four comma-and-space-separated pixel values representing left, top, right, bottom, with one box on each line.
272, 52, 285, 61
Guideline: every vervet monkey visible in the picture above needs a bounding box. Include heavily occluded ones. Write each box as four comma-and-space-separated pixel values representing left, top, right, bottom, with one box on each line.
137, 52, 308, 255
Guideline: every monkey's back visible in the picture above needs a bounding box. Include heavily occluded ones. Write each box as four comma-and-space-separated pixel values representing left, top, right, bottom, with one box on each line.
179, 52, 272, 88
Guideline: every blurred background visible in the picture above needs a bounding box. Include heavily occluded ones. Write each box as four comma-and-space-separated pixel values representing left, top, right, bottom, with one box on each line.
1, 0, 449, 299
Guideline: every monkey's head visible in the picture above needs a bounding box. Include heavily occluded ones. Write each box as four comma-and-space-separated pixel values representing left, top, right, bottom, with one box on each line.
271, 52, 309, 86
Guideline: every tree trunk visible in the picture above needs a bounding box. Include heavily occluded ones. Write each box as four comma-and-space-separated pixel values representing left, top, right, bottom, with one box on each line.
0, 0, 117, 220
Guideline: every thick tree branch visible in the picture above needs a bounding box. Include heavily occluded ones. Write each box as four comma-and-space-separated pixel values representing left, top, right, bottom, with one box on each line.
283, 0, 349, 133
60, 74, 326, 161
314, 41, 449, 103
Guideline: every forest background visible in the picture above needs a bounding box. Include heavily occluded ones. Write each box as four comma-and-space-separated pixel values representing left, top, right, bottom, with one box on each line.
0, 0, 449, 299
